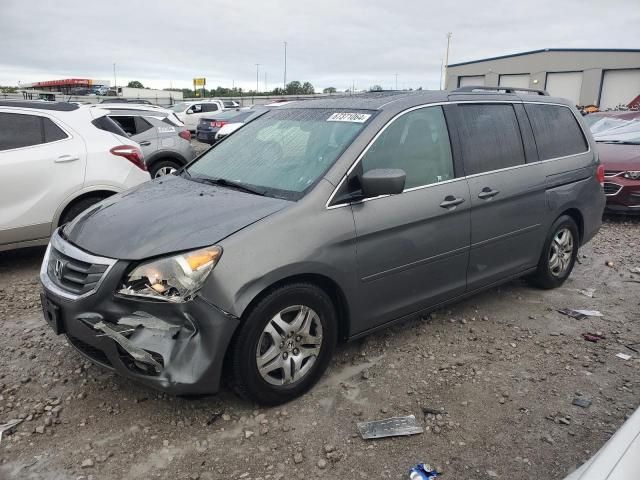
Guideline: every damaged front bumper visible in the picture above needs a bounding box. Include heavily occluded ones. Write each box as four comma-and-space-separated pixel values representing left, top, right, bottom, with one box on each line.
39, 232, 239, 395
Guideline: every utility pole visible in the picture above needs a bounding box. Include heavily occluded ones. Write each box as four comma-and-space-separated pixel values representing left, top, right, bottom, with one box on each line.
439, 57, 444, 90
443, 32, 452, 90
255, 64, 260, 93
283, 41, 287, 89
113, 63, 117, 90
395, 73, 398, 91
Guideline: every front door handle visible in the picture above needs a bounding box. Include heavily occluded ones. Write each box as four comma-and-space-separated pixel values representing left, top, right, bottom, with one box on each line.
478, 187, 500, 199
440, 195, 466, 209
138, 141, 151, 146
55, 154, 80, 163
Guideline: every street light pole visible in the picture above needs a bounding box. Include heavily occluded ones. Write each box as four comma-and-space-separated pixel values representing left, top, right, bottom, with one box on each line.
255, 64, 260, 93
283, 41, 287, 89
443, 32, 452, 90
113, 63, 117, 90
395, 73, 398, 91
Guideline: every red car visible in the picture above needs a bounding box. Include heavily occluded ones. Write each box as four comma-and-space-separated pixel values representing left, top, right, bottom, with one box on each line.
586, 111, 640, 214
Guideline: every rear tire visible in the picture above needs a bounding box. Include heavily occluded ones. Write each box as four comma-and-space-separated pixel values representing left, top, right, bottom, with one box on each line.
528, 215, 579, 289
150, 159, 182, 178
229, 283, 338, 405
59, 196, 106, 226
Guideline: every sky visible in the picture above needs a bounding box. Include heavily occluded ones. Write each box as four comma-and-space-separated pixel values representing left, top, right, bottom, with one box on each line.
1, 0, 639, 92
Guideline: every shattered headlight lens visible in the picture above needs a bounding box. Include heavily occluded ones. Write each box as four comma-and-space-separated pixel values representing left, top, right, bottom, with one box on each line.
623, 170, 640, 180
118, 246, 222, 302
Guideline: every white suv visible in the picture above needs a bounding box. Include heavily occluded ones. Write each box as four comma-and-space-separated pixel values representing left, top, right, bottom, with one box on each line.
0, 101, 150, 252
169, 99, 239, 132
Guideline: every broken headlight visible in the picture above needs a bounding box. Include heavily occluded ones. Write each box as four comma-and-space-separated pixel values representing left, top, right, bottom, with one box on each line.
118, 246, 222, 302
623, 171, 640, 180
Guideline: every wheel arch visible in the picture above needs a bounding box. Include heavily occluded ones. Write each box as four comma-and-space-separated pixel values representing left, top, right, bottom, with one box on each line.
145, 150, 188, 169
54, 188, 119, 230
238, 273, 352, 342
559, 207, 584, 243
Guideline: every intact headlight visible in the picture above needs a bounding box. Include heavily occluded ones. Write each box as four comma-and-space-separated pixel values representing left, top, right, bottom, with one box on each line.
623, 171, 640, 180
118, 246, 222, 302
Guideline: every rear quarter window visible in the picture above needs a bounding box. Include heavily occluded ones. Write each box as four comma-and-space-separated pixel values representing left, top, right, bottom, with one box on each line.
524, 104, 588, 160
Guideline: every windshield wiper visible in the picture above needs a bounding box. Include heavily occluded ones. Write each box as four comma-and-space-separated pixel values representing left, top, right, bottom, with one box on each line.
188, 175, 267, 196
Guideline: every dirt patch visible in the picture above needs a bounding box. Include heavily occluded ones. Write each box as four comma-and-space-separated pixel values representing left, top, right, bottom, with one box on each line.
0, 218, 638, 479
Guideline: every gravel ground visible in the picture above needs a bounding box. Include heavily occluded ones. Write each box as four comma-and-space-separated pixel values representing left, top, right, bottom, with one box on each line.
0, 217, 638, 480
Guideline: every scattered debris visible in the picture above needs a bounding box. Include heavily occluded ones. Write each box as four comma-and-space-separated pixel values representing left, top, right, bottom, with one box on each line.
605, 260, 614, 267
577, 288, 596, 298
558, 309, 587, 320
629, 267, 640, 274
582, 333, 605, 343
574, 309, 603, 317
558, 309, 603, 320
357, 415, 424, 440
206, 411, 223, 426
0, 418, 24, 444
572, 397, 592, 409
616, 352, 632, 361
625, 344, 640, 354
409, 463, 440, 479
421, 406, 447, 416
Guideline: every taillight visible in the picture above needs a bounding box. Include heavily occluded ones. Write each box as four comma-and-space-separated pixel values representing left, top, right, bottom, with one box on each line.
214, 121, 228, 128
110, 145, 146, 171
596, 164, 605, 185
178, 130, 191, 141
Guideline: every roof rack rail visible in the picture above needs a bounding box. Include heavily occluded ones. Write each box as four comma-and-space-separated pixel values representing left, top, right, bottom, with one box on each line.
452, 86, 549, 96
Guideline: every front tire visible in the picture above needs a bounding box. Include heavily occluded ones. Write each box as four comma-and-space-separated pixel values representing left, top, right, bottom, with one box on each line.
528, 215, 579, 289
229, 283, 338, 405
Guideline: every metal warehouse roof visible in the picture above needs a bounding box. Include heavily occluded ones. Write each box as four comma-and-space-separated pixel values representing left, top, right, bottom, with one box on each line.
448, 48, 640, 68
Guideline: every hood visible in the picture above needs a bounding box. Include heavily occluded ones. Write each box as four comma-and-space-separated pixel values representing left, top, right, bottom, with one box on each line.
63, 175, 292, 260
596, 143, 640, 170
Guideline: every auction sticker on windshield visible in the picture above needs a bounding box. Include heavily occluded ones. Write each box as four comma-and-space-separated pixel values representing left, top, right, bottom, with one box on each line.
327, 112, 371, 123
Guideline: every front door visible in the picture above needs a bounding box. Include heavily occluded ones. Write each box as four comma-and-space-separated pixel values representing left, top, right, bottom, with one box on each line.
350, 106, 471, 333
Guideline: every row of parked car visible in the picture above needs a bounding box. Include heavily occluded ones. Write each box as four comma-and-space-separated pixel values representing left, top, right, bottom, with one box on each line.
0, 97, 261, 252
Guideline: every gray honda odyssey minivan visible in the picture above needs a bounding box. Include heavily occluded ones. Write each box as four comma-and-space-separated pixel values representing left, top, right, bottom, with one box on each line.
40, 88, 606, 405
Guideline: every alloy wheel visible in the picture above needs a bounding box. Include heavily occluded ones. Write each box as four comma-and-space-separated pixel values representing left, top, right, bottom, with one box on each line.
548, 227, 574, 277
154, 166, 177, 178
256, 305, 323, 386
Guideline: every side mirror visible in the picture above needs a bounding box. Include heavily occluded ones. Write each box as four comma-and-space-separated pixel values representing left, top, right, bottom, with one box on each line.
361, 169, 406, 197
186, 108, 193, 114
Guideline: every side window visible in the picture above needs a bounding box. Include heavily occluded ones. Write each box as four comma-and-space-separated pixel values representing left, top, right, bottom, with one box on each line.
454, 104, 525, 175
43, 118, 68, 143
361, 106, 454, 189
524, 104, 588, 160
111, 116, 137, 135
191, 104, 203, 113
202, 104, 219, 112
135, 117, 153, 134
0, 113, 44, 151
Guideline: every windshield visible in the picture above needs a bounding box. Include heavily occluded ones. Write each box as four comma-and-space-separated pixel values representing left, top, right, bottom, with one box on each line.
589, 115, 640, 144
169, 102, 188, 112
187, 108, 373, 200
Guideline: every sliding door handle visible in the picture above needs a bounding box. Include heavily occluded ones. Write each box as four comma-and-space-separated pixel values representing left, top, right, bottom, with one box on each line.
440, 195, 465, 209
478, 187, 500, 199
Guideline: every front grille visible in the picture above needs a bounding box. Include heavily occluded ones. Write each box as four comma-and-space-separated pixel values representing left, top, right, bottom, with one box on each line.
604, 170, 623, 177
47, 248, 109, 296
604, 182, 623, 196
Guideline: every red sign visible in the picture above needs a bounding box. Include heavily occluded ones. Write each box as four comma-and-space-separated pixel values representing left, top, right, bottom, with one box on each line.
33, 78, 93, 87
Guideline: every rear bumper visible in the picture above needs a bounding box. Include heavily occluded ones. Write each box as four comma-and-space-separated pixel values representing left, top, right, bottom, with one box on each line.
195, 130, 217, 144
39, 236, 238, 395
